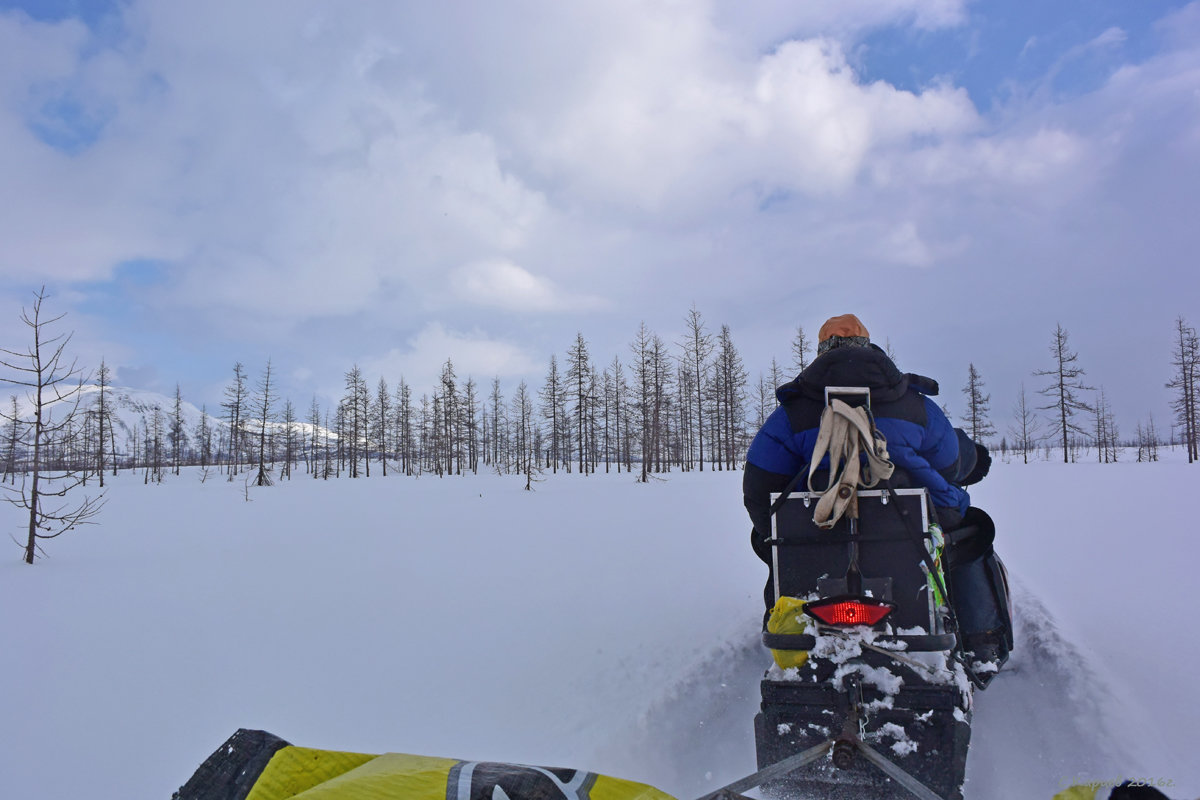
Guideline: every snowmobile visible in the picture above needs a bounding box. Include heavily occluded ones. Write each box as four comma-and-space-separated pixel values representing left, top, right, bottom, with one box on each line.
713, 388, 1011, 800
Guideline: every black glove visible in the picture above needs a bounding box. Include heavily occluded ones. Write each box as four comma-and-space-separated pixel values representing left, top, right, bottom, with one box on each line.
961, 443, 991, 485
942, 428, 978, 486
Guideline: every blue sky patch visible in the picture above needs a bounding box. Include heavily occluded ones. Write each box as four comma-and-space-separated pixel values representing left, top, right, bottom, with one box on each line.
111, 258, 171, 287
27, 89, 111, 154
856, 0, 1189, 110
76, 259, 171, 312
0, 0, 124, 27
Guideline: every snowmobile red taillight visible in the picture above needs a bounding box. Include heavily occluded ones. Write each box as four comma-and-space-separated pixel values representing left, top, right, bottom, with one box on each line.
804, 595, 896, 627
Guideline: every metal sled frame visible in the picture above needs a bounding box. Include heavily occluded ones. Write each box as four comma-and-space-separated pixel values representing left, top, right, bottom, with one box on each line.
698, 689, 952, 800
767, 486, 955, 651
747, 402, 968, 799
770, 487, 930, 603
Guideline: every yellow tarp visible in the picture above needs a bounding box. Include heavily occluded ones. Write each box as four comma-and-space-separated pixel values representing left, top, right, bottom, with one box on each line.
245, 745, 677, 800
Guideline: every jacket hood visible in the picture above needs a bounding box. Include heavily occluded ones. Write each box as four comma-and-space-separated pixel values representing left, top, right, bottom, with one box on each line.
776, 344, 940, 404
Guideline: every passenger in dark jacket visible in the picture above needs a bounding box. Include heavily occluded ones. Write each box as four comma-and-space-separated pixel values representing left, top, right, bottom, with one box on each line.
743, 314, 1006, 664
743, 314, 986, 581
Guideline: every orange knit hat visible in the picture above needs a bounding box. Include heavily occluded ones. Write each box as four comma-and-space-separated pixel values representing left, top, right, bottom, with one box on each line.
818, 314, 870, 343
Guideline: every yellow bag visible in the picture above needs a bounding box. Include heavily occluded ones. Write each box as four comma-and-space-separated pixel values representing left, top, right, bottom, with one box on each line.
244, 746, 676, 800
767, 596, 809, 670
1051, 786, 1098, 800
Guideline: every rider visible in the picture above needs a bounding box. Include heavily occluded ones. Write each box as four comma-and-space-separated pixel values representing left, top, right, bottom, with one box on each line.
743, 315, 997, 651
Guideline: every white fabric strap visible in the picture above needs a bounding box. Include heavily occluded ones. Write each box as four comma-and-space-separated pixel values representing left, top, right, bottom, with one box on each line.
807, 398, 895, 529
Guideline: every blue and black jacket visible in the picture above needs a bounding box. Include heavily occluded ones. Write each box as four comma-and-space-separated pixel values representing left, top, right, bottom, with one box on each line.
743, 344, 975, 556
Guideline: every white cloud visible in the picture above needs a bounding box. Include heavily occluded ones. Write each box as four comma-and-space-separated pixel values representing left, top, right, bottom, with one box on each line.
1090, 26, 1128, 50
751, 38, 979, 192
0, 14, 176, 282
1, 0, 1197, 433
892, 127, 1087, 190
869, 221, 970, 269
360, 323, 542, 393
711, 0, 968, 49
500, 22, 981, 211
879, 222, 933, 267
450, 259, 606, 313
0, 0, 982, 299
1156, 1, 1200, 50
0, 3, 554, 316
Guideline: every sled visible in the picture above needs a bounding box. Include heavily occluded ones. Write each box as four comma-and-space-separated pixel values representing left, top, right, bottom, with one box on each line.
173, 728, 674, 800
742, 479, 976, 799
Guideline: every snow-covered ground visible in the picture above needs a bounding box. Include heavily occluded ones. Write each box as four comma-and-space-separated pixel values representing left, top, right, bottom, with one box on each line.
1, 456, 1197, 800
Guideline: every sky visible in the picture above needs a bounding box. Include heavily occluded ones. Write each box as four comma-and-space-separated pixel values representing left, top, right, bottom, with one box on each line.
0, 0, 1197, 434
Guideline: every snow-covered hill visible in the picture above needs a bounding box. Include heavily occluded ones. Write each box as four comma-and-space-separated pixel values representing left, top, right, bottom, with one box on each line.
9, 383, 216, 454
10, 383, 329, 461
1, 459, 1196, 800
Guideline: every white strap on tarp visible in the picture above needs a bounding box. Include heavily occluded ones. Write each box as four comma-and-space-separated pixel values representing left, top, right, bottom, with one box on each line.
807, 398, 895, 529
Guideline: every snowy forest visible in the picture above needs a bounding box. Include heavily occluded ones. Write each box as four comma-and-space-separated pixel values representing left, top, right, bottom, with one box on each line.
2, 299, 1199, 497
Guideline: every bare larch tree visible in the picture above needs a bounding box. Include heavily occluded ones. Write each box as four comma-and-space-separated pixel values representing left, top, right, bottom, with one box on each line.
539, 355, 565, 474
1008, 383, 1042, 465
253, 359, 275, 486
343, 364, 367, 478
222, 362, 248, 478
170, 383, 187, 476
961, 363, 997, 443
1034, 323, 1094, 463
0, 288, 104, 563
1092, 387, 1119, 463
565, 333, 593, 475
681, 306, 713, 471
278, 399, 298, 480
791, 325, 812, 374
1167, 316, 1198, 462
92, 359, 114, 484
